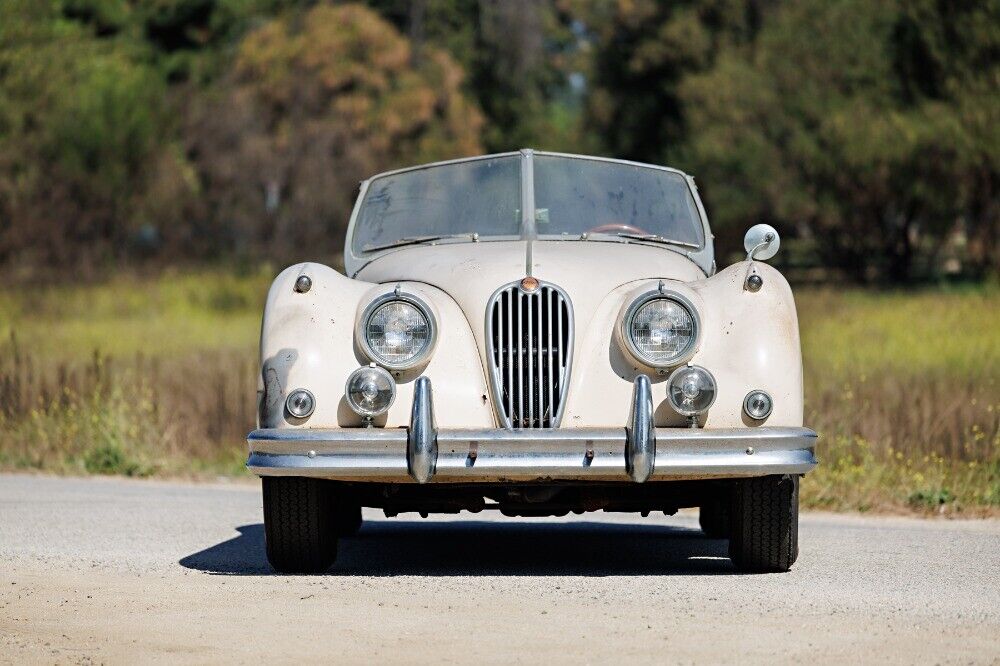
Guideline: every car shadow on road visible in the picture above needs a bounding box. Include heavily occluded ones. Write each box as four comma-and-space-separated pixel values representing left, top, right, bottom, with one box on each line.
178, 520, 735, 576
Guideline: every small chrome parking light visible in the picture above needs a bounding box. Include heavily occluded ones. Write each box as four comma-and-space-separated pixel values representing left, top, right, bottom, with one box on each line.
285, 389, 316, 419
743, 390, 773, 420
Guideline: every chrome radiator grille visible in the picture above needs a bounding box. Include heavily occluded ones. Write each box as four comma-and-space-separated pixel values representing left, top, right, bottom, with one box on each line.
486, 281, 573, 428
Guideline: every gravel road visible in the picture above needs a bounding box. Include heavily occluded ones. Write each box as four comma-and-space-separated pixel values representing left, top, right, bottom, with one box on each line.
1, 473, 998, 664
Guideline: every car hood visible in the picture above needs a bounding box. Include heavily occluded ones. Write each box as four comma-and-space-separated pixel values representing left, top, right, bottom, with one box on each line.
356, 240, 704, 299
356, 239, 705, 358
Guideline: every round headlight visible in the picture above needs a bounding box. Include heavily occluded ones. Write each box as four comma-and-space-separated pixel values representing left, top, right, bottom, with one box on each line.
345, 366, 396, 417
285, 389, 316, 419
362, 296, 434, 369
625, 296, 697, 367
667, 365, 717, 416
743, 390, 773, 420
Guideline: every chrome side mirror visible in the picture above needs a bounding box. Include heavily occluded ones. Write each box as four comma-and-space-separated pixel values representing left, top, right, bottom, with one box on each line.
744, 224, 780, 261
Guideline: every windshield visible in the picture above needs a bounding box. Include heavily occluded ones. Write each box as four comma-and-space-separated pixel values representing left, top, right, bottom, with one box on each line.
350, 153, 705, 256
352, 155, 521, 254
533, 155, 704, 247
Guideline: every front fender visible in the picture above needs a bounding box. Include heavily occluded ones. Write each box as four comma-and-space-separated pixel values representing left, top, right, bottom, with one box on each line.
258, 262, 494, 430
562, 261, 803, 428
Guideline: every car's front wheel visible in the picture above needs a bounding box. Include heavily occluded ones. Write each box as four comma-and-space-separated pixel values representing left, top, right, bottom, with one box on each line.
728, 474, 799, 573
262, 477, 339, 573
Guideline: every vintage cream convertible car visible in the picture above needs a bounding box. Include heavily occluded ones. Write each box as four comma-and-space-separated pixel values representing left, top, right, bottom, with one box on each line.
248, 150, 817, 573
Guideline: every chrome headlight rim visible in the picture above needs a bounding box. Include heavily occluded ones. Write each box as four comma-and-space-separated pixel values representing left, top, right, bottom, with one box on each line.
621, 289, 700, 369
357, 290, 438, 371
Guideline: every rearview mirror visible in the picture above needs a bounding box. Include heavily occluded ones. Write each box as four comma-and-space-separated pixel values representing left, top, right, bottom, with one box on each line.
744, 224, 780, 261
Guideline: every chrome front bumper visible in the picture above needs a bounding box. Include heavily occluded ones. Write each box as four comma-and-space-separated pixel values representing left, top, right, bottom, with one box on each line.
247, 376, 818, 483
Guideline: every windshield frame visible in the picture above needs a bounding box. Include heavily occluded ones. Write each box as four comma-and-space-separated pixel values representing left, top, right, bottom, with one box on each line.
344, 150, 714, 277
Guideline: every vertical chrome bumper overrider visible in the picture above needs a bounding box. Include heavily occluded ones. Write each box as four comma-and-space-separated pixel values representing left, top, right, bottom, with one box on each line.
408, 376, 437, 484
626, 374, 656, 483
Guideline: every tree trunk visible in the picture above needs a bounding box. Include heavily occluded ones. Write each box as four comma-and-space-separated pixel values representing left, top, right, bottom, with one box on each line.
409, 0, 426, 67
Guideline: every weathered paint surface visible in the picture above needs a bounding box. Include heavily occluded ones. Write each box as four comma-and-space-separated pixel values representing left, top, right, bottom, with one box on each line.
259, 246, 802, 431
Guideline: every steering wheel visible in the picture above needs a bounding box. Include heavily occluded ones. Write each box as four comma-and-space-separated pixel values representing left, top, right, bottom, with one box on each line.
585, 222, 650, 236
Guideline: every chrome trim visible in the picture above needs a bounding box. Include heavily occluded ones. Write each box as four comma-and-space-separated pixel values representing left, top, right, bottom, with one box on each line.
743, 389, 773, 421
533, 150, 692, 181
284, 389, 315, 419
626, 375, 656, 483
363, 151, 522, 183
407, 376, 437, 483
247, 426, 818, 482
620, 288, 701, 369
485, 279, 574, 428
520, 148, 536, 241
667, 365, 718, 417
344, 366, 396, 417
293, 274, 312, 293
356, 290, 438, 371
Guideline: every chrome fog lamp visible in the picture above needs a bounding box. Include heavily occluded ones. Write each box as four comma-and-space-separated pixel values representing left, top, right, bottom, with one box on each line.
743, 390, 773, 420
285, 389, 316, 419
345, 365, 396, 417
359, 293, 436, 370
623, 292, 699, 368
667, 365, 717, 416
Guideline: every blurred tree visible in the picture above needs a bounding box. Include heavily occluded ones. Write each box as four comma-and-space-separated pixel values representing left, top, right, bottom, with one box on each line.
365, 0, 583, 151
185, 3, 482, 261
677, 0, 999, 280
583, 0, 768, 163
1, 0, 994, 281
0, 0, 174, 275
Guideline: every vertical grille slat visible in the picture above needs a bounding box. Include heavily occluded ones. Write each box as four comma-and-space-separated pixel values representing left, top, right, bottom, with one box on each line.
547, 289, 554, 423
487, 281, 573, 428
527, 293, 534, 427
537, 293, 545, 423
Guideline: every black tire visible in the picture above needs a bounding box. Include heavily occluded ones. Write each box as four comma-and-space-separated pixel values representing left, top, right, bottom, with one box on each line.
334, 502, 363, 537
699, 500, 730, 539
262, 477, 338, 573
728, 474, 799, 573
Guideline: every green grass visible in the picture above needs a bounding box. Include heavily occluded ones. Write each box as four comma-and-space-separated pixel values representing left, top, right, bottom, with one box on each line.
0, 267, 274, 360
796, 285, 999, 514
0, 268, 997, 513
798, 286, 1000, 378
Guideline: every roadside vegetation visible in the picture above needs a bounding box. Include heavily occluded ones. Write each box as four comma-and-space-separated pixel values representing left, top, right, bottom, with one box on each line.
1, 270, 996, 515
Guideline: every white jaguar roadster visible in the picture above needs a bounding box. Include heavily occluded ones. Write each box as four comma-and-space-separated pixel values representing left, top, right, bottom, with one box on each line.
248, 150, 816, 573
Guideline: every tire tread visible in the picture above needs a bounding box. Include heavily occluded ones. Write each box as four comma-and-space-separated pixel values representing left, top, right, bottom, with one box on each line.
729, 475, 798, 572
262, 477, 337, 573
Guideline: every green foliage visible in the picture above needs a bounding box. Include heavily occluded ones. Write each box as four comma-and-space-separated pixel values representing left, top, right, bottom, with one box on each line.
675, 0, 999, 281
907, 487, 954, 510
583, 0, 998, 281
0, 267, 272, 359
796, 286, 1000, 514
186, 3, 483, 262
366, 0, 585, 151
0, 0, 995, 280
583, 0, 762, 162
0, 0, 169, 271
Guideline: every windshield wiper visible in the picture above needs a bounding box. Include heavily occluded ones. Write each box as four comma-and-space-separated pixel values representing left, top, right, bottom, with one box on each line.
363, 233, 478, 253
612, 232, 700, 250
